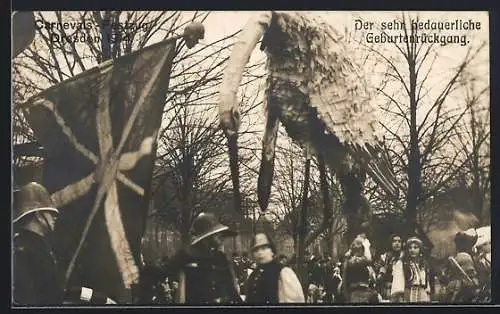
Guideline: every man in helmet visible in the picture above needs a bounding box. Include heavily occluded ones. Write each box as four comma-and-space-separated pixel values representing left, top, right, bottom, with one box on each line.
163, 212, 242, 304
12, 182, 65, 305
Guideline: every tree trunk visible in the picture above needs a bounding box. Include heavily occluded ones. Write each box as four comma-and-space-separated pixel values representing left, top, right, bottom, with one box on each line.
302, 153, 334, 250
296, 154, 311, 292
406, 56, 421, 234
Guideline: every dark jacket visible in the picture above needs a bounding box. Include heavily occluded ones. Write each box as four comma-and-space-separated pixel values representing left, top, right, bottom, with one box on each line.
245, 259, 283, 304
13, 229, 65, 306
166, 246, 241, 305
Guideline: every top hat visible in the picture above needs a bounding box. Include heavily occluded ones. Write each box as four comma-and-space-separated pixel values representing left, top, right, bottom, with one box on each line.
13, 182, 59, 224
12, 11, 36, 58
189, 212, 236, 245
250, 233, 276, 253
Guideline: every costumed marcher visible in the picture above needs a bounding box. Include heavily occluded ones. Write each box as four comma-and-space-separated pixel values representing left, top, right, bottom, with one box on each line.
472, 226, 491, 302
344, 224, 377, 289
13, 183, 117, 306
375, 234, 404, 302
452, 227, 491, 302
342, 237, 379, 303
402, 236, 431, 303
13, 182, 65, 305
244, 233, 305, 304
164, 213, 242, 304
443, 252, 481, 303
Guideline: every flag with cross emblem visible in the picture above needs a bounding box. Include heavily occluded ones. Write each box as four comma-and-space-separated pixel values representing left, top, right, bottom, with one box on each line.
20, 38, 177, 303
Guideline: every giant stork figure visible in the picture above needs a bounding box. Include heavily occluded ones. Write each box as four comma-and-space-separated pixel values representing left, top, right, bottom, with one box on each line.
218, 11, 400, 239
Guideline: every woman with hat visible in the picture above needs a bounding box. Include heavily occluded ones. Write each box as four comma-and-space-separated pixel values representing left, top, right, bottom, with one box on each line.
244, 233, 305, 304
164, 212, 242, 304
402, 236, 431, 303
13, 182, 65, 305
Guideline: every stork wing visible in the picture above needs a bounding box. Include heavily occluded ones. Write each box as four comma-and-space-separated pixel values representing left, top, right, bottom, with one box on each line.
305, 21, 399, 198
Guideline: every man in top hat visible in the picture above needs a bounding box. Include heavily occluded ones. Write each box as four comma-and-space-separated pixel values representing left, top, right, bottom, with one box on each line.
13, 182, 65, 305
164, 212, 242, 304
244, 233, 305, 304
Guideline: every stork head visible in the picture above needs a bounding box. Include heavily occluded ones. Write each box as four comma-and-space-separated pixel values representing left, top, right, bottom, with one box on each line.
218, 12, 274, 212
219, 12, 273, 137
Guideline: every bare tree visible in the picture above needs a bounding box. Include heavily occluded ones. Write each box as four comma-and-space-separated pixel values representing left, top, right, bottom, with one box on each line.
150, 47, 265, 244
12, 11, 211, 169
451, 78, 490, 224
266, 133, 346, 285
352, 12, 489, 237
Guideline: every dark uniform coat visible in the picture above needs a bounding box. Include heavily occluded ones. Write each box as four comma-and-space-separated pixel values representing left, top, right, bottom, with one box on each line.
166, 246, 242, 305
13, 229, 65, 306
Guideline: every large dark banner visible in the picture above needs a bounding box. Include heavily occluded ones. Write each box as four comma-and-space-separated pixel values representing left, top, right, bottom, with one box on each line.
20, 39, 177, 303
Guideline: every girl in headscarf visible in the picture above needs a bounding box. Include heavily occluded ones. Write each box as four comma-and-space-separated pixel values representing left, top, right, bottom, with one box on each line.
402, 236, 431, 303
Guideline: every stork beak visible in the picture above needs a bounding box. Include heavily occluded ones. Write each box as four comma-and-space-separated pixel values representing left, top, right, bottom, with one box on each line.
218, 12, 273, 213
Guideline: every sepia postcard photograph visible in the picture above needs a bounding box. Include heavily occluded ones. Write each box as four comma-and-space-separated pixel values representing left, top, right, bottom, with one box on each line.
11, 10, 492, 307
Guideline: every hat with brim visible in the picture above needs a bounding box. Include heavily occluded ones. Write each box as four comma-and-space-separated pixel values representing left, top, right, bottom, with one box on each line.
189, 213, 237, 246
250, 233, 276, 253
14, 206, 59, 223
13, 182, 59, 223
